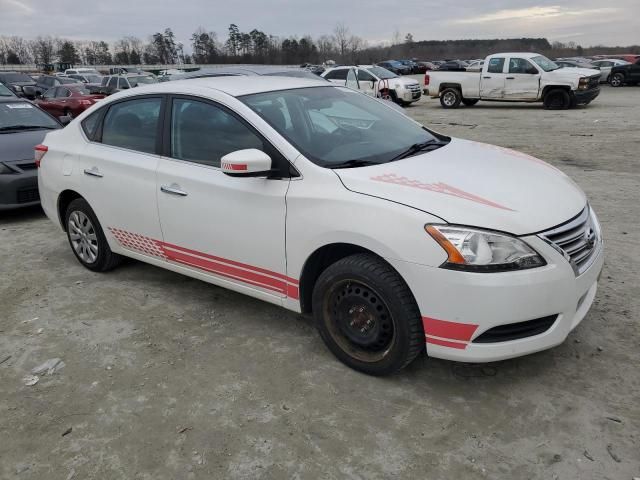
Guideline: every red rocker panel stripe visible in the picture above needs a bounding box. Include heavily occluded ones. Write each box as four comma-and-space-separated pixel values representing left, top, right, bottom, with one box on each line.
422, 317, 479, 342
425, 336, 467, 349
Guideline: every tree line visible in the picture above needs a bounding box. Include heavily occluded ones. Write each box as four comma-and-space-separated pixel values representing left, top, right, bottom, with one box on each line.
1, 24, 638, 67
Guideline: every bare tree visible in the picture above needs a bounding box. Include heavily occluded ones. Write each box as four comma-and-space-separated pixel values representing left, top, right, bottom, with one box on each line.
392, 28, 401, 46
333, 23, 350, 58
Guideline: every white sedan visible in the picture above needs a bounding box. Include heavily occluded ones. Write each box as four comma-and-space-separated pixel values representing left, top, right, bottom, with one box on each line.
590, 59, 630, 83
37, 77, 603, 375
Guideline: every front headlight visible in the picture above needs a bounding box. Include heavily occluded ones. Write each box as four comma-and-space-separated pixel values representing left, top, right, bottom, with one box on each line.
578, 77, 589, 90
426, 225, 546, 272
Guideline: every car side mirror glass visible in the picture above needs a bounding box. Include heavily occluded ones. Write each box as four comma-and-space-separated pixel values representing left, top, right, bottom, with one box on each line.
221, 149, 272, 177
58, 115, 72, 126
22, 86, 36, 98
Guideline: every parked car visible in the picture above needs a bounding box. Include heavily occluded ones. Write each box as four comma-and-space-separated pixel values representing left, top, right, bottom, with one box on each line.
1, 96, 62, 210
376, 61, 411, 75
425, 53, 601, 109
608, 58, 640, 87
398, 60, 426, 74
169, 66, 327, 82
37, 77, 603, 375
322, 65, 421, 105
589, 59, 630, 83
33, 75, 83, 98
466, 60, 484, 72
100, 74, 158, 94
34, 85, 105, 119
438, 60, 468, 71
67, 73, 105, 94
555, 59, 600, 71
0, 71, 37, 97
65, 68, 101, 76
417, 61, 439, 71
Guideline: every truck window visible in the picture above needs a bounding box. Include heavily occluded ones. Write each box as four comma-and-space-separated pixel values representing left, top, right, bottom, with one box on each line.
509, 58, 534, 74
487, 58, 505, 74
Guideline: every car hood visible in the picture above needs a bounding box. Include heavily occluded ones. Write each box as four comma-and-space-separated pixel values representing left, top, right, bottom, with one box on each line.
548, 67, 601, 81
334, 138, 586, 235
389, 77, 419, 88
0, 129, 50, 162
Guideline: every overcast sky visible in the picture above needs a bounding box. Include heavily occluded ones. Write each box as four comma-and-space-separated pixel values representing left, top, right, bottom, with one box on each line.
1, 0, 638, 49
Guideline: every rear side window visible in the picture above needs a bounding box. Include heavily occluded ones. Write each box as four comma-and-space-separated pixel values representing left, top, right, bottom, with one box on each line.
325, 69, 348, 80
170, 98, 264, 168
81, 110, 102, 140
487, 58, 505, 73
101, 98, 161, 154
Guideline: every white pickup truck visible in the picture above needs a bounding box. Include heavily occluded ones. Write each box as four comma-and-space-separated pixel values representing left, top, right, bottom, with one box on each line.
425, 52, 601, 109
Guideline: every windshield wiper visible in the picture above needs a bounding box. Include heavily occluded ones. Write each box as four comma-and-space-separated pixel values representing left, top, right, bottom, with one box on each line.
390, 140, 447, 161
330, 159, 382, 169
0, 125, 57, 132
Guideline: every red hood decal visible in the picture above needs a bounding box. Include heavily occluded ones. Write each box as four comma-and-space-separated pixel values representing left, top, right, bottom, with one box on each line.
371, 173, 515, 212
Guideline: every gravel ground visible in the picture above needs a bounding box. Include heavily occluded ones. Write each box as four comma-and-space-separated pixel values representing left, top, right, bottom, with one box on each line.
1, 85, 639, 479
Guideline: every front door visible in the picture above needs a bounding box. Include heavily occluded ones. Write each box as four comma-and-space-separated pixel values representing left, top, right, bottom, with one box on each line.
480, 57, 507, 99
356, 69, 377, 97
156, 96, 291, 302
78, 96, 164, 255
503, 57, 541, 100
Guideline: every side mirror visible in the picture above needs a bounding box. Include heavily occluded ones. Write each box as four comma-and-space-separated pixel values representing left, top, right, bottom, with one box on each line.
58, 115, 72, 126
221, 149, 272, 177
22, 86, 36, 99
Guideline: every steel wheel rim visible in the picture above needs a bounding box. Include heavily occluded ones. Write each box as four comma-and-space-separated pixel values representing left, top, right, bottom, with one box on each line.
611, 75, 621, 86
68, 211, 98, 263
323, 279, 396, 363
443, 92, 456, 106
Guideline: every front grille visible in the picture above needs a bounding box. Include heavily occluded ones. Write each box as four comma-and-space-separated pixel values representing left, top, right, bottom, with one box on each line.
16, 187, 40, 204
473, 315, 558, 343
539, 206, 600, 275
588, 75, 600, 89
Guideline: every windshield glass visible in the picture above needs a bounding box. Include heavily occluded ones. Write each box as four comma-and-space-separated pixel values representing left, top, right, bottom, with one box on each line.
0, 73, 34, 83
0, 102, 59, 130
531, 55, 559, 72
367, 66, 397, 79
0, 83, 15, 96
241, 86, 443, 168
69, 86, 91, 95
128, 75, 157, 86
84, 75, 102, 83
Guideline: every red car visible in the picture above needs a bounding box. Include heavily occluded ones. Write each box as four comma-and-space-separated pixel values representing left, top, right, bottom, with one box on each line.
35, 85, 105, 119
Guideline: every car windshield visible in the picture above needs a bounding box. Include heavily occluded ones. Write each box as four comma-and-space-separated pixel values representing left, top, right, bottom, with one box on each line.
128, 75, 157, 86
69, 86, 91, 95
0, 83, 15, 96
84, 75, 102, 83
59, 77, 80, 84
367, 66, 397, 79
241, 86, 444, 168
0, 73, 33, 83
531, 55, 560, 72
0, 102, 59, 131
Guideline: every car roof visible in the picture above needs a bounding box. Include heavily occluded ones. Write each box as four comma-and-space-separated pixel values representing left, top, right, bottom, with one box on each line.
112, 75, 330, 98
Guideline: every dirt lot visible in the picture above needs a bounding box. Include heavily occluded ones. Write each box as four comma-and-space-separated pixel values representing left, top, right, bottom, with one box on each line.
1, 86, 639, 479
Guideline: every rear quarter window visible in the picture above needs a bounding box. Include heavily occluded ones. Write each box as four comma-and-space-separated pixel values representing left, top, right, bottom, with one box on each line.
81, 110, 103, 140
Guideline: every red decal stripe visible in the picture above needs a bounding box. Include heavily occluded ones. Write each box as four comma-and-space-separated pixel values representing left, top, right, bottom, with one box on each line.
223, 163, 248, 171
422, 317, 479, 342
426, 336, 467, 349
286, 284, 300, 300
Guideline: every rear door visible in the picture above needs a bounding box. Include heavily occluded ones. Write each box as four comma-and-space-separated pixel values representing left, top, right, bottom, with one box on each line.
480, 57, 507, 99
503, 57, 541, 100
78, 95, 164, 257
155, 95, 292, 302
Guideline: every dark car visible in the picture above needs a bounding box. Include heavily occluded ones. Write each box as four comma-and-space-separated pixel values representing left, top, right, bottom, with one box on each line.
34, 85, 105, 119
376, 61, 411, 75
609, 58, 640, 87
33, 75, 82, 98
0, 72, 37, 98
438, 60, 468, 71
169, 66, 328, 81
67, 73, 105, 94
398, 60, 426, 74
0, 95, 62, 210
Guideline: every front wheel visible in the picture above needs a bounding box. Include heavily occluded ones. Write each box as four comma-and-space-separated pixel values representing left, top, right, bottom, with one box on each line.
609, 73, 624, 87
312, 254, 424, 376
543, 89, 571, 109
440, 88, 462, 108
462, 98, 479, 106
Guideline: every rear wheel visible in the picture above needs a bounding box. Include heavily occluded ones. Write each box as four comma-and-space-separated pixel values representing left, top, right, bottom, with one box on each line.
440, 88, 462, 108
65, 198, 122, 272
609, 73, 624, 87
312, 254, 424, 376
462, 98, 479, 106
543, 89, 571, 110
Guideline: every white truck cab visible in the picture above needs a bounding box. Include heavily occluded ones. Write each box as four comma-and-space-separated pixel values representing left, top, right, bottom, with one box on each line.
426, 52, 601, 109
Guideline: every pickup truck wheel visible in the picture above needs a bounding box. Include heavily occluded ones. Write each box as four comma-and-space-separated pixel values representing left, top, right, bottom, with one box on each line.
609, 73, 624, 87
543, 89, 571, 110
440, 88, 462, 108
65, 198, 122, 272
312, 253, 424, 376
462, 98, 479, 106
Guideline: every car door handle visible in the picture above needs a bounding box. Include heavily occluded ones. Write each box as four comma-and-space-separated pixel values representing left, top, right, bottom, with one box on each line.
160, 184, 188, 196
483, 76, 491, 79
83, 167, 103, 178
506, 76, 515, 80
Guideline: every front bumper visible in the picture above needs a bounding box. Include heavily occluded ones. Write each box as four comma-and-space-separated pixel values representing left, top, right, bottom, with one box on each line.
398, 88, 422, 103
573, 87, 600, 104
389, 235, 604, 363
0, 170, 40, 210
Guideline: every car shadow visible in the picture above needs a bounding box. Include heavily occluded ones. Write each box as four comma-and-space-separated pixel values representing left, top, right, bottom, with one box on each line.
0, 205, 46, 226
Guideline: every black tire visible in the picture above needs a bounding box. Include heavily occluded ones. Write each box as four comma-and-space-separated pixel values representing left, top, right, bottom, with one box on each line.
64, 198, 122, 272
609, 73, 624, 87
462, 98, 479, 106
312, 253, 424, 376
543, 88, 571, 110
440, 88, 462, 108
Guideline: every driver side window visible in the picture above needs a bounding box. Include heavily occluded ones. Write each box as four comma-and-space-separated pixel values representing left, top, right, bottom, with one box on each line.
509, 58, 534, 74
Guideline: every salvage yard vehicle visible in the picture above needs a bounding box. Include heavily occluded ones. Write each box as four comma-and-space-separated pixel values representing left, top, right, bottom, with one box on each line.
589, 59, 629, 83
100, 73, 158, 94
426, 53, 601, 109
322, 65, 421, 105
34, 85, 105, 118
608, 58, 640, 87
0, 71, 37, 97
38, 77, 604, 375
1, 95, 62, 210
